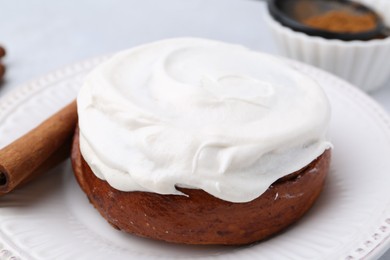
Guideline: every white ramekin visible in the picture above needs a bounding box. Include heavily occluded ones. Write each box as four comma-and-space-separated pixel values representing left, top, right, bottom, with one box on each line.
264, 0, 390, 92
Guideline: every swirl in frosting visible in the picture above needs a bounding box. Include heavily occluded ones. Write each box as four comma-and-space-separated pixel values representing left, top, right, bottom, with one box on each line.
77, 38, 332, 203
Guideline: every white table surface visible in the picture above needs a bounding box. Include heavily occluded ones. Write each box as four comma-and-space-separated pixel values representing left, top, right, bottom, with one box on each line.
0, 0, 389, 259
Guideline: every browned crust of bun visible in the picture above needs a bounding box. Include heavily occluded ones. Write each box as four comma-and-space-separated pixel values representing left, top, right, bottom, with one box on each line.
71, 127, 330, 245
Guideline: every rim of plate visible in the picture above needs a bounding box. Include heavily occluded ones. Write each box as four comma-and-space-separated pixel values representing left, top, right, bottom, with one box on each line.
0, 55, 389, 260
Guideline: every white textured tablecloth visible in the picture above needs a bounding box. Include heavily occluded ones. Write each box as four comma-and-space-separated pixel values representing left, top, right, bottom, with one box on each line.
0, 0, 389, 259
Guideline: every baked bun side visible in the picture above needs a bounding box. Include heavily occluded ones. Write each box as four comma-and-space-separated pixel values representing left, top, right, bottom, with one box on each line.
71, 127, 330, 245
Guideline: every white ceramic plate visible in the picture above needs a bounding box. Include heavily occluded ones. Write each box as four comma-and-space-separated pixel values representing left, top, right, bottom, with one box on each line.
0, 56, 389, 260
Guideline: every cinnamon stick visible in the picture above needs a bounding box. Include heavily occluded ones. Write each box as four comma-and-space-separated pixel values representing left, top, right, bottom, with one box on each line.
0, 100, 77, 195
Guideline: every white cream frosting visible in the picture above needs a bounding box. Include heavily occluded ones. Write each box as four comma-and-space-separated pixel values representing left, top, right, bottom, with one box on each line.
77, 38, 332, 203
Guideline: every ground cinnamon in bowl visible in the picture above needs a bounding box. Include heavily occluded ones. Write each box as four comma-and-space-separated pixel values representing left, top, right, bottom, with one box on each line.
303, 10, 377, 33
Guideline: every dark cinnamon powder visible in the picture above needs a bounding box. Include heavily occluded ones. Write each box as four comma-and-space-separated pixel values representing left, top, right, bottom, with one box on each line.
303, 10, 377, 33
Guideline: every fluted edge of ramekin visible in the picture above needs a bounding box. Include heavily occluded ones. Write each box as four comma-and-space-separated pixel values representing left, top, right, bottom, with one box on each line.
264, 0, 390, 92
